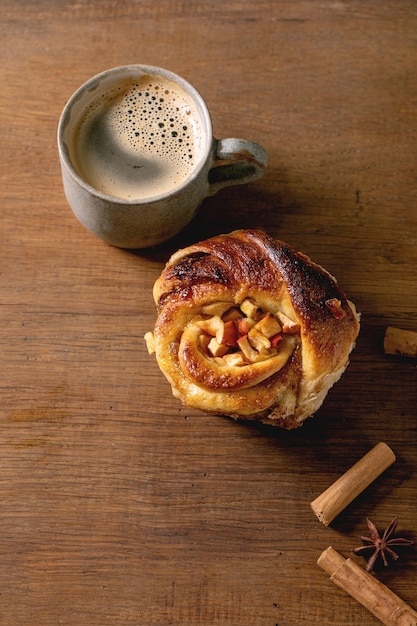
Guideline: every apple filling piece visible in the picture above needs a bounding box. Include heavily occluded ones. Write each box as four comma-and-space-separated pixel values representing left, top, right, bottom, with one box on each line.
178, 299, 300, 391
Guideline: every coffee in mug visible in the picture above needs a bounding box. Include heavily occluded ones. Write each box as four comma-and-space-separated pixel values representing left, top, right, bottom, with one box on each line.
70, 74, 204, 201
58, 65, 267, 248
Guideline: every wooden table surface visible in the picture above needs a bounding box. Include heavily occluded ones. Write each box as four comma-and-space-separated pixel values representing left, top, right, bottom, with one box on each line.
1, 1, 416, 624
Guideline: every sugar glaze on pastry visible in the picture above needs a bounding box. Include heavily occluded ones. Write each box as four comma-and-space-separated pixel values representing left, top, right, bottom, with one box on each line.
145, 229, 360, 428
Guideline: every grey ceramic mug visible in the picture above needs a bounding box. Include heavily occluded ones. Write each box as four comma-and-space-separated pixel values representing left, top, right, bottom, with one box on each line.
57, 65, 267, 249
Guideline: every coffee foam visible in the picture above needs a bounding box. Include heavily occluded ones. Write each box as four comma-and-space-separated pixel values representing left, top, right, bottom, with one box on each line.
71, 75, 204, 200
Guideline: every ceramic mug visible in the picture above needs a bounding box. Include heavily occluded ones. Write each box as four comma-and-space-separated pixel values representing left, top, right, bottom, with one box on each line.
57, 65, 267, 249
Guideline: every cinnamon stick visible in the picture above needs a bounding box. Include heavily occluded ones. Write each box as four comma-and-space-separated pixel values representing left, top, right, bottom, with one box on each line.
311, 442, 396, 526
384, 326, 417, 358
318, 546, 417, 626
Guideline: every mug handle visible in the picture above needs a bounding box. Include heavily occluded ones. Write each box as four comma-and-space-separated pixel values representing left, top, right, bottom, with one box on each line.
207, 138, 267, 196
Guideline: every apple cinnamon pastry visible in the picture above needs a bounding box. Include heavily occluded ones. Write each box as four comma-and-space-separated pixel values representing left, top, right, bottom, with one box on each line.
145, 229, 360, 428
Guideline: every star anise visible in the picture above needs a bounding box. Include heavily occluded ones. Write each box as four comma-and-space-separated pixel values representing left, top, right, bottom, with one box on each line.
353, 517, 413, 572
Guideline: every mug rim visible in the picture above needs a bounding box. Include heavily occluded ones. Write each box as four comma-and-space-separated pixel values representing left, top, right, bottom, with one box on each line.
57, 64, 213, 205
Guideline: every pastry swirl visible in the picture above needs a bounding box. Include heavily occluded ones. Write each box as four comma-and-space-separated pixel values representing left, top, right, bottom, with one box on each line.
145, 229, 360, 428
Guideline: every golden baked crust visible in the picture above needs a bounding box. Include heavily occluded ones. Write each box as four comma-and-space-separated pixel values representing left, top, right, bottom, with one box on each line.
146, 229, 360, 428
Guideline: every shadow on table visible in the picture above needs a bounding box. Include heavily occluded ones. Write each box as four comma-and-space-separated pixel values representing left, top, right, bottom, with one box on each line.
125, 179, 301, 263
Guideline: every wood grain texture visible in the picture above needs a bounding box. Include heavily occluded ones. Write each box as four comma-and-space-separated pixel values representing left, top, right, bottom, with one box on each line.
1, 1, 416, 624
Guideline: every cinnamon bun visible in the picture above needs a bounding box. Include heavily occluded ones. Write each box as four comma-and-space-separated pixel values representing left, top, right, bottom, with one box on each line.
145, 229, 360, 428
